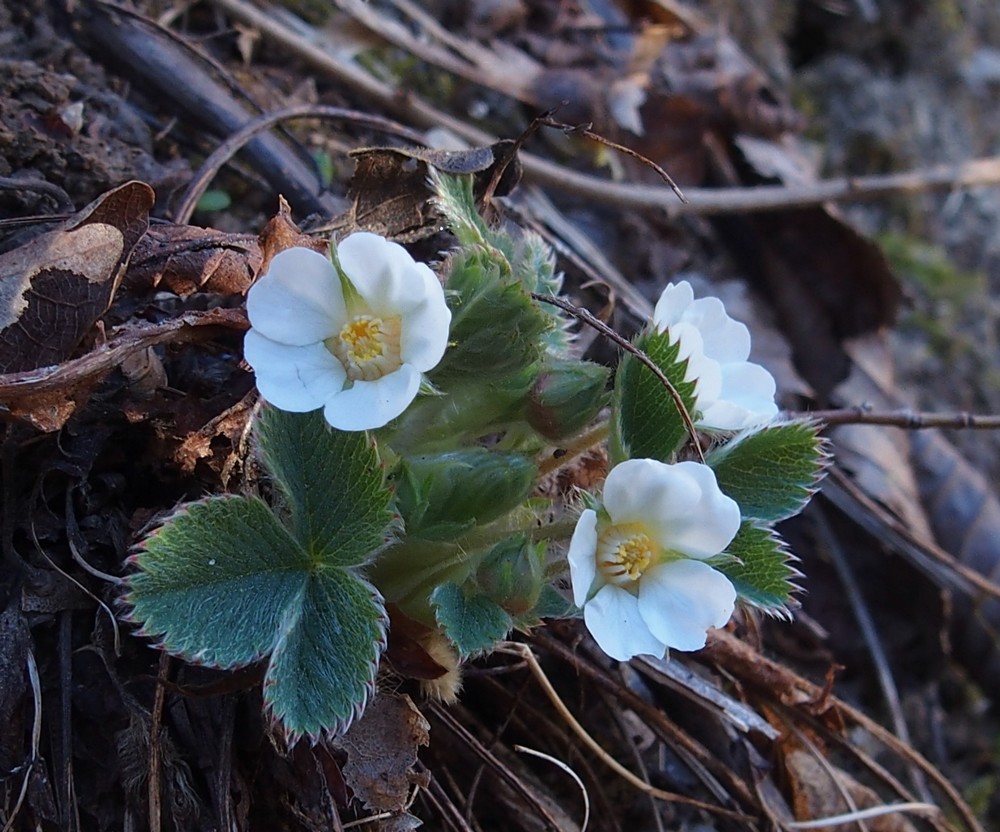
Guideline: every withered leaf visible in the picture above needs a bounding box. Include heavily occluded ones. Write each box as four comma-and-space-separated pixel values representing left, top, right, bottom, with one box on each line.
345, 141, 521, 240
0, 181, 154, 373
333, 693, 430, 813
125, 225, 261, 297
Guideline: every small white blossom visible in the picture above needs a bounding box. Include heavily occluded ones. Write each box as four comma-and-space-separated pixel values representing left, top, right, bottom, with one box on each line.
244, 233, 451, 431
653, 281, 778, 430
568, 459, 740, 661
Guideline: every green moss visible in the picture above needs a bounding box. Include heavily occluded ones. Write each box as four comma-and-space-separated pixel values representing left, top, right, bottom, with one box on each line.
877, 232, 985, 304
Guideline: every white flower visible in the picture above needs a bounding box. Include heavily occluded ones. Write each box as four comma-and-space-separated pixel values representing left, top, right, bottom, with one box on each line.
568, 459, 740, 661
244, 233, 451, 431
653, 281, 778, 430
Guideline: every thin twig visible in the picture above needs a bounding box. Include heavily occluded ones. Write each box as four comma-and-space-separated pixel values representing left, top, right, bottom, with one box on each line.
513, 746, 591, 832
785, 802, 941, 830
172, 104, 427, 223
813, 506, 931, 801
208, 0, 1000, 216
1, 652, 42, 832
798, 406, 1000, 430
497, 642, 750, 820
148, 652, 170, 832
531, 293, 705, 462
708, 630, 984, 832
824, 468, 1000, 602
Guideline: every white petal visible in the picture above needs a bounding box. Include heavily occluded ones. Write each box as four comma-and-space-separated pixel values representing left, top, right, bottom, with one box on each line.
323, 364, 422, 430
604, 458, 700, 526
645, 461, 741, 558
247, 248, 346, 345
699, 362, 778, 430
337, 233, 432, 316
584, 585, 667, 661
567, 510, 599, 607
652, 281, 694, 331
399, 269, 451, 371
683, 297, 751, 363
638, 560, 736, 651
244, 330, 346, 411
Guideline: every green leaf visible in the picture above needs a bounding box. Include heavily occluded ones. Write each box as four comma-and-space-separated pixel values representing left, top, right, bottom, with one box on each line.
266, 570, 387, 738
515, 584, 573, 627
612, 329, 698, 462
706, 421, 828, 522
127, 496, 310, 667
431, 582, 512, 657
127, 494, 390, 740
430, 246, 551, 384
429, 170, 490, 247
718, 521, 800, 613
256, 408, 394, 567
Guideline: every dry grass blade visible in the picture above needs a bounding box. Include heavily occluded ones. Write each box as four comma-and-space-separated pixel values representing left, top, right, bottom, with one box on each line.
513, 746, 590, 832
497, 642, 750, 821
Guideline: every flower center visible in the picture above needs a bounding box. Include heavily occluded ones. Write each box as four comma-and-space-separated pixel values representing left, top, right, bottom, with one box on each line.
596, 523, 659, 586
330, 314, 403, 381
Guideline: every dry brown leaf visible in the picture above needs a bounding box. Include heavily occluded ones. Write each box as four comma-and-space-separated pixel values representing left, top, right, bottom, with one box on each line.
333, 693, 430, 813
0, 180, 153, 373
125, 225, 261, 297
910, 428, 1000, 691
783, 748, 919, 832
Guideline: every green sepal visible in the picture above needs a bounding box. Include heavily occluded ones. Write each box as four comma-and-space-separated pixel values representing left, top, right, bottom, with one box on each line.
126, 495, 389, 739
706, 421, 828, 522
393, 449, 537, 538
611, 328, 698, 463
256, 408, 394, 567
430, 582, 513, 657
718, 521, 800, 614
430, 246, 551, 384
515, 584, 574, 628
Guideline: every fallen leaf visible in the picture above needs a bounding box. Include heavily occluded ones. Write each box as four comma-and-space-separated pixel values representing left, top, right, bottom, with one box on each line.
0, 181, 154, 373
333, 693, 430, 813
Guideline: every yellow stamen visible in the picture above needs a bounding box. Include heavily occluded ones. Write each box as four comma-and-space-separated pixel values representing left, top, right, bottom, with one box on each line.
329, 314, 402, 381
596, 523, 658, 586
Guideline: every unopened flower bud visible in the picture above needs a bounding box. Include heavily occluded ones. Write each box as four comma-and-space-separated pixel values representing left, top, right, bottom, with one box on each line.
476, 535, 546, 616
395, 449, 536, 535
527, 358, 609, 440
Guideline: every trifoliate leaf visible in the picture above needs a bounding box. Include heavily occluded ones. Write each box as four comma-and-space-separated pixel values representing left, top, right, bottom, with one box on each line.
431, 246, 551, 383
718, 521, 800, 613
266, 570, 387, 738
256, 408, 394, 567
127, 494, 390, 739
430, 582, 513, 657
612, 329, 698, 462
706, 421, 828, 522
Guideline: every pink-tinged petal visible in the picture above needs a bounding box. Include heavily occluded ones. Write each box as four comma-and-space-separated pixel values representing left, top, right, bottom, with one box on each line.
584, 585, 668, 661
567, 510, 599, 607
323, 363, 422, 431
638, 560, 736, 651
643, 461, 741, 558
683, 297, 751, 363
399, 272, 451, 371
337, 233, 431, 316
244, 330, 346, 411
699, 362, 778, 430
652, 281, 694, 331
247, 248, 346, 345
